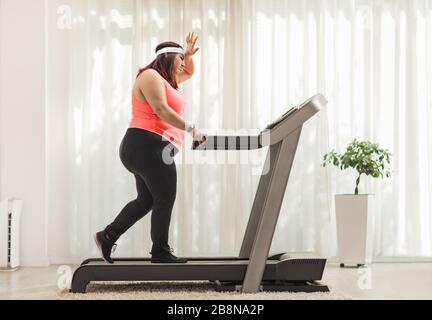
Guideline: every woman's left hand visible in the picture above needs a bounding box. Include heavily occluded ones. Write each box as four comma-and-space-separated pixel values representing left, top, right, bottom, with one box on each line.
185, 32, 200, 57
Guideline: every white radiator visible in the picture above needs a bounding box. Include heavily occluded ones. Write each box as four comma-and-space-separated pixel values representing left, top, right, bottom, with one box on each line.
0, 199, 23, 270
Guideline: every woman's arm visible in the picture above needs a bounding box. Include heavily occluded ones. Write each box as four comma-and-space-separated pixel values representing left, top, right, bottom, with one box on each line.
183, 54, 195, 76
178, 32, 200, 84
139, 69, 207, 143
138, 69, 190, 131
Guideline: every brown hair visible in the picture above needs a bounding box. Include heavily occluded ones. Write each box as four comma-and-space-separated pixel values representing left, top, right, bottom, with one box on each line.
137, 42, 184, 89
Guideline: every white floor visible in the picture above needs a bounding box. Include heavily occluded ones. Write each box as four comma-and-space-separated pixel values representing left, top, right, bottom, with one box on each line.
0, 262, 431, 300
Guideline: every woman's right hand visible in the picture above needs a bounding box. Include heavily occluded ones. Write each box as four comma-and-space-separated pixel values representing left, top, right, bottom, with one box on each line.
192, 128, 208, 145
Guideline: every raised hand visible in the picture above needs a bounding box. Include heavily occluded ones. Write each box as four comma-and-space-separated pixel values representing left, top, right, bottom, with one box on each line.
184, 32, 200, 57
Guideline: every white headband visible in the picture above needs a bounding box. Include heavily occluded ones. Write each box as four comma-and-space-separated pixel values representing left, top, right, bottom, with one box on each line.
156, 47, 185, 56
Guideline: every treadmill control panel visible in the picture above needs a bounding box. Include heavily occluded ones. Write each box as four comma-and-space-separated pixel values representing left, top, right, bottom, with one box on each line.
264, 105, 299, 131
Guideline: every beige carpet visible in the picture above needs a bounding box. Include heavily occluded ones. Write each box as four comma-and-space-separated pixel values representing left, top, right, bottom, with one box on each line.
58, 281, 350, 300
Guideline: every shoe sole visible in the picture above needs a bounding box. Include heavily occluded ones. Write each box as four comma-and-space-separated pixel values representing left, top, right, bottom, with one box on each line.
151, 259, 188, 264
94, 233, 113, 264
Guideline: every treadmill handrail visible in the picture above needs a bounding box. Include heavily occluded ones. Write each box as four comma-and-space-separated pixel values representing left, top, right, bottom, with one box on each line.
193, 94, 327, 150
193, 135, 262, 150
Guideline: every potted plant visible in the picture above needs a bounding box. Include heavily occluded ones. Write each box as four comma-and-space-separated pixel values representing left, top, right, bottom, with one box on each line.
323, 140, 392, 267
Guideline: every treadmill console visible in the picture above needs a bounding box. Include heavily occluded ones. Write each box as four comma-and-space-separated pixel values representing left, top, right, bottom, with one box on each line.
264, 105, 299, 131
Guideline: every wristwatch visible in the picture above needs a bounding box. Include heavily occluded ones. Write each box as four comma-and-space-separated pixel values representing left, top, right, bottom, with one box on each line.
186, 123, 196, 134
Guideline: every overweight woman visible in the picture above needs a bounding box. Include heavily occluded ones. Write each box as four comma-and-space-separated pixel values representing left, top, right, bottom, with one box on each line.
95, 32, 207, 264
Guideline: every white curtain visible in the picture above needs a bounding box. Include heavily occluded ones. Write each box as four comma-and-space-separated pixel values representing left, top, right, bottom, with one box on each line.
47, 0, 432, 263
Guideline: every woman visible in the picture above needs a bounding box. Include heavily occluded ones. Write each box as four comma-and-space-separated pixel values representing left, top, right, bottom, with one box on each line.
95, 32, 207, 264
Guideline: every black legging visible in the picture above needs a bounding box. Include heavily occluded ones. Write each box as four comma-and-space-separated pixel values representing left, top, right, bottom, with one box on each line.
105, 128, 179, 255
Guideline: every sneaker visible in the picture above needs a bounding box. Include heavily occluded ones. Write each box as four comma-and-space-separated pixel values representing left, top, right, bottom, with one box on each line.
94, 231, 117, 264
151, 248, 188, 264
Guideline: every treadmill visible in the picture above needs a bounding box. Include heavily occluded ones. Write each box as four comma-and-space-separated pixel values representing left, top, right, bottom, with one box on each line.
70, 93, 329, 294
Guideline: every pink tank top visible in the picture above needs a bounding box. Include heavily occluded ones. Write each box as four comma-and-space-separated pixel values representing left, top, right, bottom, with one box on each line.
129, 77, 185, 150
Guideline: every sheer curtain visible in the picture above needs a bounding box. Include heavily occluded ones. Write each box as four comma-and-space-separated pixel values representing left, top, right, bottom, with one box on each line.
47, 0, 432, 263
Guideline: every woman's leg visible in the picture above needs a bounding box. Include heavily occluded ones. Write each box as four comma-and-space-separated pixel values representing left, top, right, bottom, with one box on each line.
95, 173, 154, 264
105, 173, 153, 240
145, 159, 177, 256
140, 150, 186, 262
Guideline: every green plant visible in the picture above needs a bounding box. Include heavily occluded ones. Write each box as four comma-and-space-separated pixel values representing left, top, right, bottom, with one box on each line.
322, 139, 392, 195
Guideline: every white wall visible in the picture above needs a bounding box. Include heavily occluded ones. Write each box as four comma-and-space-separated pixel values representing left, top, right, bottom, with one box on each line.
0, 0, 48, 266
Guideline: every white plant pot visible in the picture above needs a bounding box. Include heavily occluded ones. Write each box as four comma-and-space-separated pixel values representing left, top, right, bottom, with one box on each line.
335, 194, 374, 267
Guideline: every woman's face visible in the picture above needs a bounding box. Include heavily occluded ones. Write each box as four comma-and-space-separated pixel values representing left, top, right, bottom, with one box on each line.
173, 54, 186, 75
